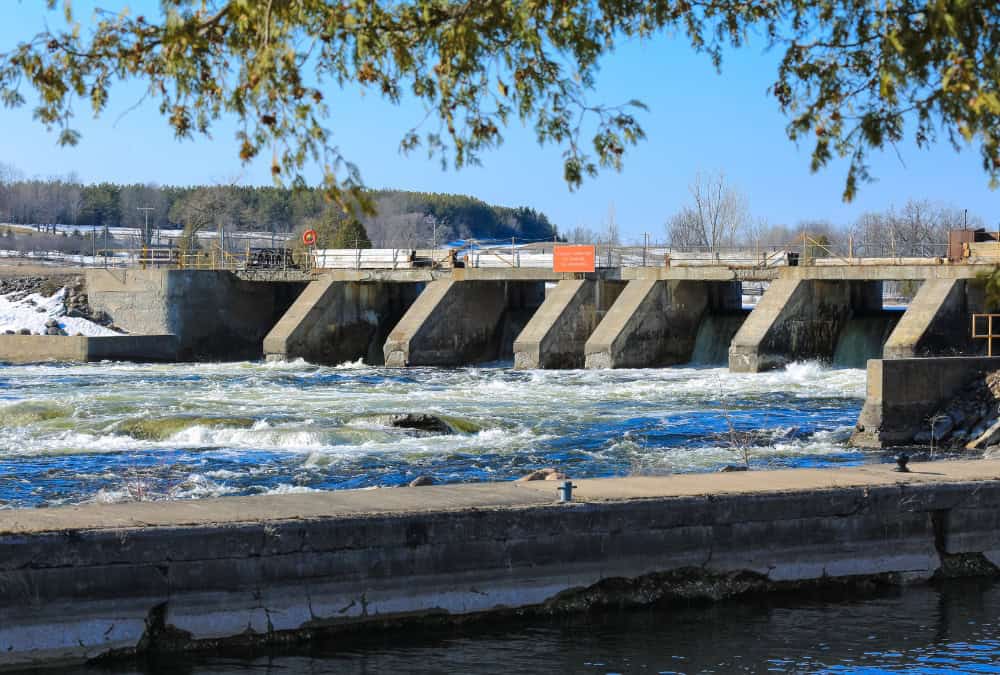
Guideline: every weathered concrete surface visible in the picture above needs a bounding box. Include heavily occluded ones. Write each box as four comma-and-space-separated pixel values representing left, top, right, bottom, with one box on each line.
513, 279, 626, 369
3, 460, 1000, 669
585, 280, 740, 369
729, 279, 883, 372
86, 269, 305, 360
383, 280, 543, 366
263, 277, 421, 365
214, 262, 997, 286
852, 356, 1000, 447
883, 279, 985, 359
0, 334, 179, 364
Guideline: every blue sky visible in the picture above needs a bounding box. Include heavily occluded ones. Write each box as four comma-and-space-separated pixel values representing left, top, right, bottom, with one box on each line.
0, 1, 996, 242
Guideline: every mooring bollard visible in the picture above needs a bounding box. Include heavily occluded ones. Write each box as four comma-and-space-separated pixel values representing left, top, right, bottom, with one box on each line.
557, 480, 578, 502
894, 452, 910, 473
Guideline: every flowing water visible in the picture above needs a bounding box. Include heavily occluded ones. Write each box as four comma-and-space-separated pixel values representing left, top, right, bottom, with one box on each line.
0, 360, 871, 508
5, 360, 998, 674
832, 313, 902, 369
690, 313, 748, 365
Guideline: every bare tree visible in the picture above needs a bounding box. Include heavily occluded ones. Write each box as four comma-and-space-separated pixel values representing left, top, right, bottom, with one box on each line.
666, 170, 749, 251
849, 200, 982, 257
568, 225, 600, 243
168, 186, 248, 252
604, 202, 621, 245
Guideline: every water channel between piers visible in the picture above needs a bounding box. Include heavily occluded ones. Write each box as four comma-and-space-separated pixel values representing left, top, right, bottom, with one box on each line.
2, 459, 1000, 670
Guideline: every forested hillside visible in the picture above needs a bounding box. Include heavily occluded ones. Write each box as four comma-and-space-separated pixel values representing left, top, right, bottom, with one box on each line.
0, 167, 558, 246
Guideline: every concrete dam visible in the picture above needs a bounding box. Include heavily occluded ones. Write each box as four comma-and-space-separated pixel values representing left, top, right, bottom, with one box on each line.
80, 262, 991, 371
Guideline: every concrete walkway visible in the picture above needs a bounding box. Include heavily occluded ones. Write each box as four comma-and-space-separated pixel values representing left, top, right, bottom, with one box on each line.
4, 459, 998, 534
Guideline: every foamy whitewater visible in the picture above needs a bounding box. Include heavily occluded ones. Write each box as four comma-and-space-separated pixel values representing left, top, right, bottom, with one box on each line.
0, 359, 878, 508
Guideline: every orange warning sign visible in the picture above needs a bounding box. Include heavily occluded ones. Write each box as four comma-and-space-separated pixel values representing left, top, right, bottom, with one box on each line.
553, 245, 596, 273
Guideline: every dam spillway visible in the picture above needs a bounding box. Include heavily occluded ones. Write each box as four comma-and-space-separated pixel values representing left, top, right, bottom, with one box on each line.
44, 262, 991, 369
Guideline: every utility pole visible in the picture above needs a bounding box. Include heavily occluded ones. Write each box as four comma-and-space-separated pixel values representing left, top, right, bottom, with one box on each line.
137, 207, 154, 246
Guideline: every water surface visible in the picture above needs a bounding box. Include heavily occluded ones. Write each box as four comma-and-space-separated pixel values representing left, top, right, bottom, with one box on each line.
54, 579, 1000, 674
1, 360, 871, 507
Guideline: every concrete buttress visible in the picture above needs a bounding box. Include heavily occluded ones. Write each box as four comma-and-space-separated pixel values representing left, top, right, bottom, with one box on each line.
513, 279, 626, 369
584, 280, 735, 368
883, 279, 984, 359
263, 277, 420, 365
728, 278, 885, 372
383, 280, 543, 366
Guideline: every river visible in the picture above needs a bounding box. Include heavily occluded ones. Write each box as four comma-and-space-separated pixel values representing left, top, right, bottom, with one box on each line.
42, 579, 1000, 673
4, 360, 996, 674
0, 360, 873, 508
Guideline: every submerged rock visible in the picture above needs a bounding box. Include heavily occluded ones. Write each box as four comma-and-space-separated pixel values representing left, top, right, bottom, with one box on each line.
118, 416, 256, 440
380, 413, 452, 434
371, 413, 481, 435
0, 401, 71, 426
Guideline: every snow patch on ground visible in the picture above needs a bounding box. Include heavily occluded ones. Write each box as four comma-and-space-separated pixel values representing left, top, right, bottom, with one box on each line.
0, 287, 120, 337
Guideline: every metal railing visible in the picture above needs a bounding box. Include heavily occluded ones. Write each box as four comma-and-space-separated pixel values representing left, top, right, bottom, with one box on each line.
972, 314, 1000, 356
0, 233, 958, 272
86, 243, 306, 272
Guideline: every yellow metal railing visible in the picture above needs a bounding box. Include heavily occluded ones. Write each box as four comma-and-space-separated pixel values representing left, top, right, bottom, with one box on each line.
98, 244, 310, 272
971, 314, 1000, 356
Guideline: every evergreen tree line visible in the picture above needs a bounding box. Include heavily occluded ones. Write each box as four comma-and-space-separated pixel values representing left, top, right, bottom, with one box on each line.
0, 165, 558, 247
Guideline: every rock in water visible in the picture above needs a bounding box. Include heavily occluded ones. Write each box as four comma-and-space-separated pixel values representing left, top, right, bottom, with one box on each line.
408, 475, 436, 487
380, 413, 452, 434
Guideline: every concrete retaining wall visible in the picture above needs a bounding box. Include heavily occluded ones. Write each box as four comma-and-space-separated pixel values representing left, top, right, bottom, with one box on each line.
2, 461, 1000, 669
86, 269, 304, 360
852, 356, 1000, 446
0, 334, 178, 364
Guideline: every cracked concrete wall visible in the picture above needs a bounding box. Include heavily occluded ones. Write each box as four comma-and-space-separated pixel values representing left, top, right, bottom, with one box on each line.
2, 477, 1000, 668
